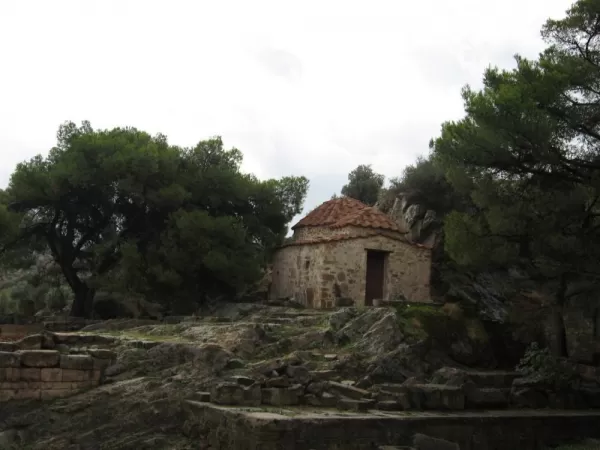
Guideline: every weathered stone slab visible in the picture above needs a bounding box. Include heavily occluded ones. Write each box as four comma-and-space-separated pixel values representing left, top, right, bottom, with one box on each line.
0, 352, 20, 368
183, 401, 600, 450
413, 433, 459, 450
60, 354, 94, 370
327, 381, 370, 400
19, 350, 60, 368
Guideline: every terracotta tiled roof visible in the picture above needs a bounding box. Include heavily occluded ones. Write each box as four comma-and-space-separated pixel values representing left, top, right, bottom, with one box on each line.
292, 196, 403, 232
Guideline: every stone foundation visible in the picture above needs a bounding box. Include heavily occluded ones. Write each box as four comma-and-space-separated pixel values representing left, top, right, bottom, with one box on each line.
0, 340, 114, 401
184, 402, 600, 450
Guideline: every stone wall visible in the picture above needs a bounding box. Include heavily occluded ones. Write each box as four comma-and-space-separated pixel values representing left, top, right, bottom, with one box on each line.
271, 243, 327, 308
185, 401, 600, 450
0, 348, 113, 401
271, 229, 431, 308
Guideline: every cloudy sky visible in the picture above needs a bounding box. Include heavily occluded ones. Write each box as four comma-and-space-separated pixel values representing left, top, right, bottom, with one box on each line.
0, 0, 573, 218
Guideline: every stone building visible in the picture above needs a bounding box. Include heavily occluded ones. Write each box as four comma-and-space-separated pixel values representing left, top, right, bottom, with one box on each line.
270, 197, 432, 308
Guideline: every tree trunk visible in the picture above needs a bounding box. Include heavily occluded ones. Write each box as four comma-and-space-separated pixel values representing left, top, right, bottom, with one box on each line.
70, 284, 96, 318
551, 305, 568, 358
551, 274, 569, 358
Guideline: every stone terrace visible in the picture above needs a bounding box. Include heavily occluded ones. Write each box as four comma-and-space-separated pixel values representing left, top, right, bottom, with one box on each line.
0, 332, 116, 401
184, 401, 600, 450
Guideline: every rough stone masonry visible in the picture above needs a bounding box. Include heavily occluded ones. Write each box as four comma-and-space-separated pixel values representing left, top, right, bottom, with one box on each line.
0, 348, 113, 401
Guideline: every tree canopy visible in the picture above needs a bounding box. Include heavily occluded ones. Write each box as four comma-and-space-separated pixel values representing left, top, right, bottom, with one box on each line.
341, 164, 385, 206
0, 122, 308, 317
430, 0, 600, 355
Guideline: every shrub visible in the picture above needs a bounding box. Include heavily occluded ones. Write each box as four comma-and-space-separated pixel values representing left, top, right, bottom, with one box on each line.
516, 342, 577, 389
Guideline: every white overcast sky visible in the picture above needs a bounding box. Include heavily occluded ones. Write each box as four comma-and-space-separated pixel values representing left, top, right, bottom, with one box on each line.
0, 0, 574, 218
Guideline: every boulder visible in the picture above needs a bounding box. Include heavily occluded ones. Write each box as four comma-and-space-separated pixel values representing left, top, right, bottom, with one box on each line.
354, 312, 404, 355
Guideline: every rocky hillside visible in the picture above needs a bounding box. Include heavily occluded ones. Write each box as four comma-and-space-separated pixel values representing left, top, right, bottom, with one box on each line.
1, 303, 600, 449
377, 193, 600, 369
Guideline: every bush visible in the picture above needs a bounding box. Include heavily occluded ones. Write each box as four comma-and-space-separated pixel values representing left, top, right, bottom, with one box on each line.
516, 342, 577, 389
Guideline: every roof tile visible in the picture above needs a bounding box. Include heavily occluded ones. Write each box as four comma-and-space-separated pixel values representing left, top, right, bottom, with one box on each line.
292, 196, 403, 232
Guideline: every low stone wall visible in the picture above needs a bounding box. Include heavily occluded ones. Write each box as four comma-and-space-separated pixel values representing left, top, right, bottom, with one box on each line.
185, 402, 600, 450
0, 349, 113, 401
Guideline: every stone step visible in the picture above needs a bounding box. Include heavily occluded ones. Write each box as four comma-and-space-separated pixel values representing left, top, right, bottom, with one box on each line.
184, 401, 600, 450
465, 387, 511, 409
464, 370, 520, 388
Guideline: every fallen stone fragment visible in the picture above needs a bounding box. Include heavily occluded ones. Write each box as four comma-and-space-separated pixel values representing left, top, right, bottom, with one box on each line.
286, 365, 312, 384
193, 391, 211, 402
326, 381, 370, 400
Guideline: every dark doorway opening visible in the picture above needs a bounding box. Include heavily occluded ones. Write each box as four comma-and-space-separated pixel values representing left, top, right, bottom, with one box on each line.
365, 250, 386, 306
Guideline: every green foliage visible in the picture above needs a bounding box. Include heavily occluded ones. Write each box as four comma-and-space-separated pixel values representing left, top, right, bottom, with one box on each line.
382, 156, 464, 214
3, 122, 309, 317
431, 0, 600, 283
341, 164, 384, 205
516, 342, 577, 389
